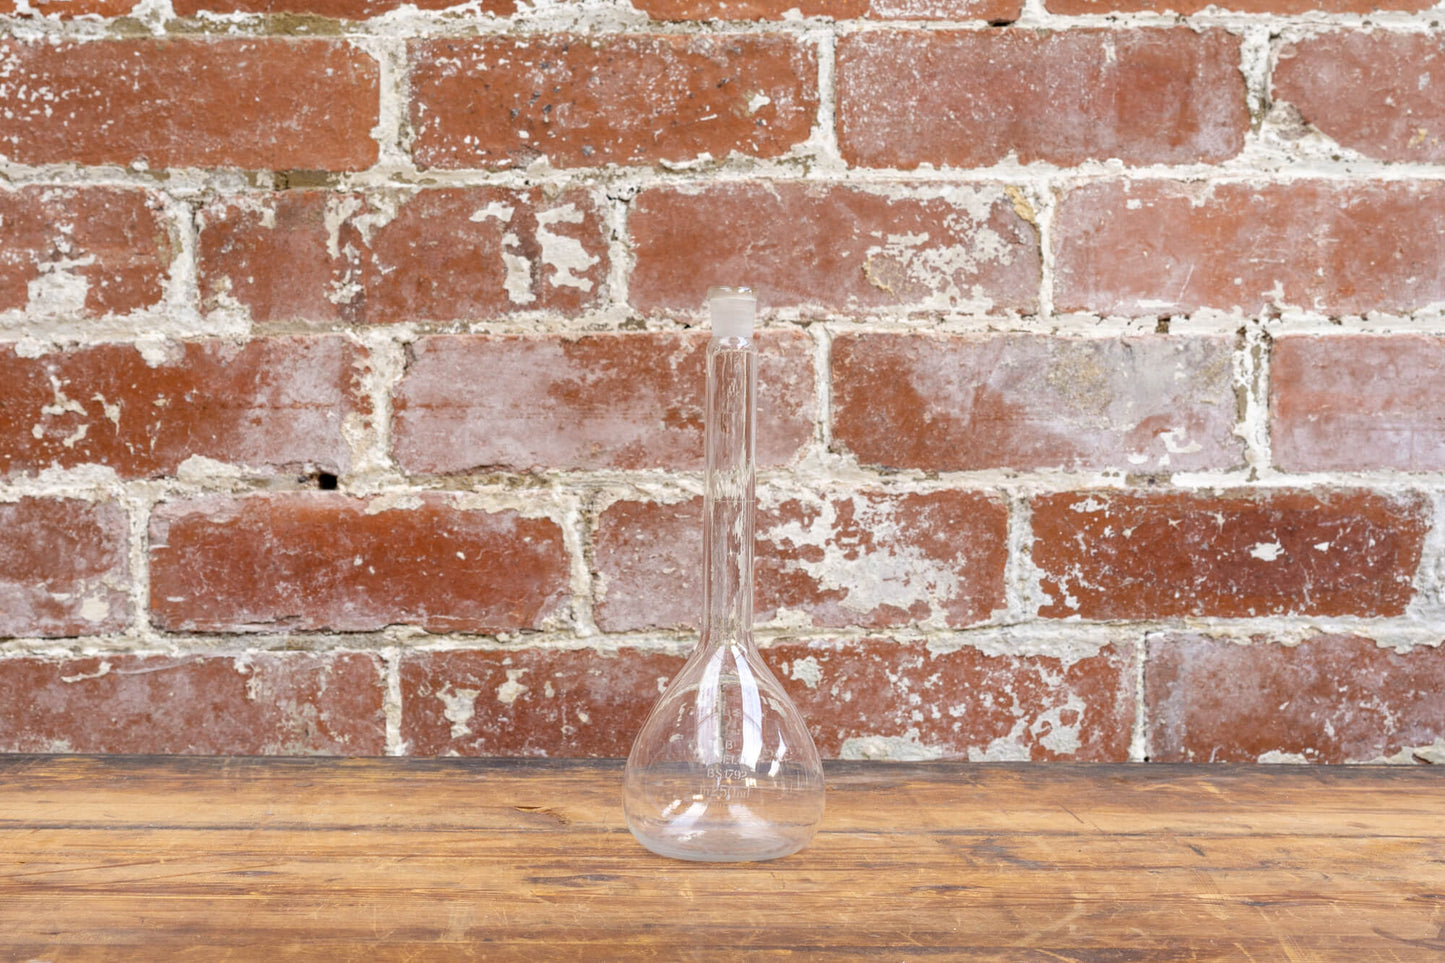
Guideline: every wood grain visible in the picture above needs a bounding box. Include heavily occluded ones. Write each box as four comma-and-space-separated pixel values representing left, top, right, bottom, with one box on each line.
2, 756, 1443, 960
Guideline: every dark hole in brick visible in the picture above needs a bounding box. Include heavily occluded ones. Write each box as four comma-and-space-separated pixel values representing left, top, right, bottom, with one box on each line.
316, 472, 339, 490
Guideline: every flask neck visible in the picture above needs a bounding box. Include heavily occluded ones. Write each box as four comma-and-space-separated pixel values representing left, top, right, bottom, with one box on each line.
700, 335, 755, 651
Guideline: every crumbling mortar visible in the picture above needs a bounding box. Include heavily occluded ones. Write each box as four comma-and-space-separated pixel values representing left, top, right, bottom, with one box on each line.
1029, 179, 1056, 321
347, 33, 415, 177
1003, 491, 1047, 621
5, 614, 1441, 663
382, 645, 404, 754
123, 483, 160, 642
1130, 635, 1148, 762
603, 179, 637, 314
800, 24, 843, 172
1231, 323, 1272, 480
808, 321, 834, 455
340, 326, 411, 493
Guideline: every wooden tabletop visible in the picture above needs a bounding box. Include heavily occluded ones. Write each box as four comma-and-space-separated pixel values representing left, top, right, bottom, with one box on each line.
2, 756, 1442, 960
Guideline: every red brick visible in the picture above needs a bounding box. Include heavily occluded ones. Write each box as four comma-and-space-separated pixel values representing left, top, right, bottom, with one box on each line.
399, 647, 684, 757
399, 640, 1133, 759
629, 182, 1040, 316
0, 0, 138, 18
1032, 490, 1431, 620
409, 34, 817, 170
836, 29, 1245, 169
1272, 335, 1445, 473
0, 39, 378, 170
0, 498, 128, 638
1053, 180, 1445, 317
594, 490, 1008, 632
1050, 0, 1428, 12
0, 652, 385, 754
149, 494, 569, 633
832, 333, 1240, 472
1274, 32, 1445, 163
1147, 634, 1445, 763
197, 188, 607, 325
174, 0, 510, 14
0, 338, 364, 480
781, 638, 1135, 760
0, 187, 175, 318
392, 331, 815, 473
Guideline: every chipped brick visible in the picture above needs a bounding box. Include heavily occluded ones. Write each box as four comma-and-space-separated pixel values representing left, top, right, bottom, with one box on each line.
1148, 634, 1445, 763
197, 188, 607, 325
0, 498, 129, 639
0, 338, 363, 479
0, 187, 174, 318
149, 494, 569, 633
410, 34, 817, 169
1272, 335, 1445, 473
629, 181, 1040, 316
594, 490, 1008, 631
1274, 31, 1445, 163
832, 333, 1241, 472
836, 28, 1246, 168
0, 39, 378, 171
1053, 179, 1445, 317
1032, 490, 1431, 620
392, 331, 815, 473
0, 652, 385, 754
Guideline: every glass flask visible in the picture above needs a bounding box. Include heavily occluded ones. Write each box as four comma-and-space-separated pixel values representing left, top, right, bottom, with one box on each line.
622, 287, 826, 862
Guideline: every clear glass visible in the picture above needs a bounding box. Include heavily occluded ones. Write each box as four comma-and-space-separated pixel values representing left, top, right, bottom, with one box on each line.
622, 289, 826, 862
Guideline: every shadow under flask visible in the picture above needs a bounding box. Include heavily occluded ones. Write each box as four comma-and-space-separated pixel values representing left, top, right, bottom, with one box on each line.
622, 287, 826, 862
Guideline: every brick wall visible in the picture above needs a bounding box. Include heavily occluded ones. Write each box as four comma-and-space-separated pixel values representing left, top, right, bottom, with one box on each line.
0, 0, 1442, 763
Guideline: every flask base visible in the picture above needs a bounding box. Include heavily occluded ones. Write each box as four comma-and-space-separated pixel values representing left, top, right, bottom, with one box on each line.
622, 761, 825, 862
626, 817, 816, 863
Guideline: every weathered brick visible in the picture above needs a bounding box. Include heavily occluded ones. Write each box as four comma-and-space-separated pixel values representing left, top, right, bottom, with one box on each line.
1032, 490, 1431, 620
0, 187, 175, 318
1147, 634, 1445, 764
173, 0, 511, 14
831, 333, 1240, 472
1274, 32, 1445, 163
0, 0, 138, 18
149, 494, 569, 633
399, 639, 1134, 760
1049, 0, 1429, 13
399, 647, 684, 757
1053, 180, 1445, 317
392, 331, 815, 473
409, 34, 817, 169
629, 182, 1040, 316
1272, 335, 1445, 473
0, 338, 363, 479
0, 39, 378, 170
0, 498, 128, 638
836, 29, 1246, 169
0, 652, 385, 754
594, 489, 1008, 631
782, 638, 1136, 760
197, 188, 607, 325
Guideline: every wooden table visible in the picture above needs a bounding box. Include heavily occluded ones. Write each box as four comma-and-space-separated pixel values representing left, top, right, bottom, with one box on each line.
2, 756, 1442, 960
